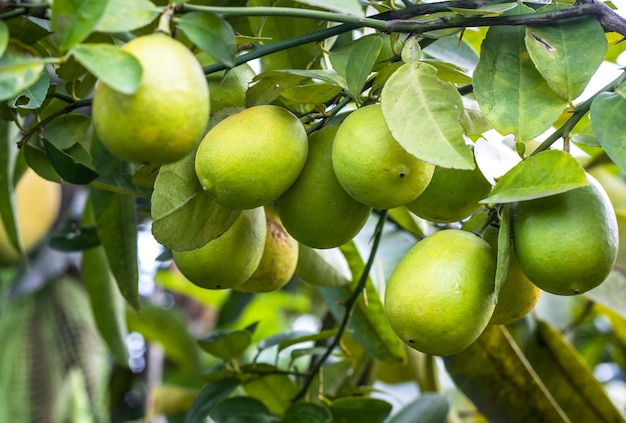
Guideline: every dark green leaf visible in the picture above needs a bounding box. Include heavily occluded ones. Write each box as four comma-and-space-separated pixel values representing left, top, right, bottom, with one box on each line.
282, 402, 331, 423
0, 21, 8, 57
23, 144, 62, 183
5, 16, 50, 45
381, 62, 473, 169
443, 325, 570, 423
591, 90, 626, 174
51, 0, 109, 51
241, 363, 298, 414
49, 224, 100, 251
525, 320, 626, 423
345, 35, 383, 101
43, 139, 99, 184
9, 68, 50, 109
0, 42, 44, 102
151, 153, 240, 251
481, 150, 588, 204
329, 397, 392, 423
43, 114, 91, 150
71, 44, 142, 95
95, 0, 159, 33
387, 393, 450, 423
210, 397, 270, 422
0, 120, 22, 257
198, 329, 252, 360
185, 378, 241, 423
473, 3, 567, 140
177, 12, 236, 68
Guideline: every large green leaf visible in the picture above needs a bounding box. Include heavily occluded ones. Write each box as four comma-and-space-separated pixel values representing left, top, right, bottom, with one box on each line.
241, 364, 298, 415
480, 150, 588, 204
176, 12, 237, 68
282, 402, 331, 423
524, 320, 626, 423
43, 114, 91, 150
151, 153, 240, 251
345, 35, 383, 101
51, 0, 109, 51
198, 329, 252, 360
525, 5, 606, 101
95, 0, 159, 33
71, 44, 142, 95
590, 89, 626, 174
43, 139, 99, 185
210, 397, 271, 422
473, 3, 566, 141
316, 241, 406, 363
381, 62, 473, 170
443, 325, 570, 423
329, 397, 392, 423
9, 68, 50, 109
0, 42, 44, 102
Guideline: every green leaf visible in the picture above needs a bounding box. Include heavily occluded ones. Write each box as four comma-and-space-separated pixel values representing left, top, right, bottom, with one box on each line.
210, 397, 271, 422
71, 44, 142, 95
282, 402, 331, 423
525, 5, 607, 101
0, 21, 8, 57
176, 12, 237, 68
198, 329, 252, 360
316, 241, 406, 364
9, 67, 50, 109
280, 83, 342, 105
151, 153, 240, 251
185, 378, 241, 423
387, 207, 423, 238
585, 270, 626, 319
294, 245, 351, 287
480, 150, 587, 204
0, 42, 45, 102
43, 139, 99, 184
590, 91, 626, 174
127, 304, 200, 374
51, 0, 109, 51
95, 0, 159, 33
0, 120, 22, 257
329, 397, 392, 423
443, 325, 570, 423
525, 320, 626, 423
494, 205, 512, 295
345, 35, 383, 101
23, 144, 62, 183
49, 224, 100, 251
473, 3, 567, 141
401, 37, 422, 64
387, 393, 450, 423
381, 62, 473, 169
81, 198, 129, 366
277, 329, 338, 353
43, 114, 91, 150
292, 0, 363, 16
242, 364, 298, 415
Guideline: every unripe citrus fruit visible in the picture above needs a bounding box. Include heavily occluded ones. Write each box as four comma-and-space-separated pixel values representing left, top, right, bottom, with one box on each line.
234, 207, 298, 293
277, 126, 372, 249
385, 229, 497, 356
512, 174, 618, 295
195, 105, 308, 210
407, 163, 492, 223
172, 208, 266, 290
92, 33, 209, 165
332, 104, 434, 209
482, 225, 541, 325
0, 169, 61, 264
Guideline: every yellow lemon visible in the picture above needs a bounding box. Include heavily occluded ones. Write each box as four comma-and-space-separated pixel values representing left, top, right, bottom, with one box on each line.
195, 105, 308, 210
512, 174, 618, 295
277, 125, 372, 249
332, 104, 434, 209
385, 229, 497, 356
92, 33, 209, 164
172, 208, 266, 290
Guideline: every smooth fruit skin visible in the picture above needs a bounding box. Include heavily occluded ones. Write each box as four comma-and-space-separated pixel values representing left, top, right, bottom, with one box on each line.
277, 126, 372, 249
332, 104, 435, 210
512, 174, 618, 296
172, 208, 266, 290
385, 230, 497, 356
234, 208, 299, 293
92, 33, 209, 165
195, 105, 308, 210
407, 163, 492, 223
0, 169, 61, 264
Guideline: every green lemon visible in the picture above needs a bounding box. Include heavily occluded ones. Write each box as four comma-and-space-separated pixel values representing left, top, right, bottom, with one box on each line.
195, 105, 308, 210
332, 104, 435, 209
234, 207, 299, 293
482, 225, 541, 326
385, 229, 497, 356
0, 169, 61, 265
512, 174, 618, 296
92, 33, 209, 164
277, 125, 372, 249
407, 163, 492, 223
172, 208, 266, 290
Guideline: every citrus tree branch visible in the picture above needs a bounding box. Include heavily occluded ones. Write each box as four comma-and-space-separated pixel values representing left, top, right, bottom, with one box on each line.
293, 209, 389, 402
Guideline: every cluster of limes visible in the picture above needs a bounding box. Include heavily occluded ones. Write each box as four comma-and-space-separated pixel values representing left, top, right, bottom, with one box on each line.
86, 33, 619, 354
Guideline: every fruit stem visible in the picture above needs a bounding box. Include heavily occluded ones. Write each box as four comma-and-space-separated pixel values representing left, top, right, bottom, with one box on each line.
293, 210, 388, 402
156, 5, 175, 35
